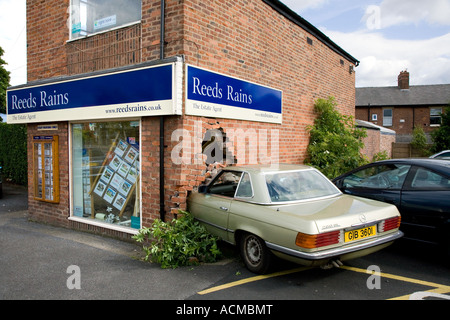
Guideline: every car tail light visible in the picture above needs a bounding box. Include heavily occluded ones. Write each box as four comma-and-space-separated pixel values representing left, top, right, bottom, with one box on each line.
379, 216, 401, 233
296, 230, 341, 249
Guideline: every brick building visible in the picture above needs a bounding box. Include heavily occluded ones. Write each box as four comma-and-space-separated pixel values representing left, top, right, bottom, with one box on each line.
357, 120, 396, 159
7, 0, 358, 238
356, 71, 450, 143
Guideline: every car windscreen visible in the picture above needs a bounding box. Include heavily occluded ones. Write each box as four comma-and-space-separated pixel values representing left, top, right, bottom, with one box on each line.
265, 170, 340, 202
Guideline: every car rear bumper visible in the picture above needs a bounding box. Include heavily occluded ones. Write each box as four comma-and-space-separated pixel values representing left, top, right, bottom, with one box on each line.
266, 230, 404, 261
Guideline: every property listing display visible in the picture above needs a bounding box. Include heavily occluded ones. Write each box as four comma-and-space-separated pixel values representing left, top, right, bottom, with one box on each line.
33, 136, 60, 203
72, 121, 141, 230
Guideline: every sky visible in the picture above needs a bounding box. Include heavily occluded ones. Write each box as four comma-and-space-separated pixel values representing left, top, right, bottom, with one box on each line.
0, 0, 449, 88
282, 0, 450, 87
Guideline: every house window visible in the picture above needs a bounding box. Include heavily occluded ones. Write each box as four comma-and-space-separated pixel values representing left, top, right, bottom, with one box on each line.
430, 108, 442, 126
70, 0, 142, 40
383, 109, 393, 127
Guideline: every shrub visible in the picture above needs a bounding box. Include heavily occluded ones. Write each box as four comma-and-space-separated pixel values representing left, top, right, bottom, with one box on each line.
411, 126, 431, 157
372, 150, 390, 162
133, 210, 221, 269
0, 123, 27, 185
431, 106, 450, 153
306, 97, 368, 179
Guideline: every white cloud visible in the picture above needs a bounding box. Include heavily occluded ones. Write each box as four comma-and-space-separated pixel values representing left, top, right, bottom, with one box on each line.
327, 30, 450, 87
379, 0, 450, 27
282, 0, 450, 87
0, 0, 27, 86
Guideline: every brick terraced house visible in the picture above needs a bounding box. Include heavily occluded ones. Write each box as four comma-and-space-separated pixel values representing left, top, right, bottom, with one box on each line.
356, 71, 450, 143
7, 0, 358, 238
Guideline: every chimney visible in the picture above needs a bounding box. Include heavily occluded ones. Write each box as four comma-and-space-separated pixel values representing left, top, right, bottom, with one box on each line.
398, 70, 410, 90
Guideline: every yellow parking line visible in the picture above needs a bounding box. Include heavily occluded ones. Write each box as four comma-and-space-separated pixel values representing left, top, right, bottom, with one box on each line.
341, 265, 450, 300
198, 264, 450, 299
197, 267, 311, 295
341, 266, 446, 288
389, 287, 450, 300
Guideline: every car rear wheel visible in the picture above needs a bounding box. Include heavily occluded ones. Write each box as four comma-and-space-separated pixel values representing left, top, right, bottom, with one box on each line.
239, 233, 272, 274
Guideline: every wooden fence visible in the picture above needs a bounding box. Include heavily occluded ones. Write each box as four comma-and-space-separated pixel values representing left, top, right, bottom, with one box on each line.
392, 143, 429, 158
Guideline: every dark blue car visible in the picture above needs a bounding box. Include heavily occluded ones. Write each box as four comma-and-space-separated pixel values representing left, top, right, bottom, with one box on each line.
333, 159, 450, 254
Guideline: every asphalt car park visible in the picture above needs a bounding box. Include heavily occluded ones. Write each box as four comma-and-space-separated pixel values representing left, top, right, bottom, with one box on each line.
1, 179, 449, 303
190, 240, 450, 301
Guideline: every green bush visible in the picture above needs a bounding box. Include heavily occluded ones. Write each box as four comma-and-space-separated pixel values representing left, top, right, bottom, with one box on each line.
133, 210, 221, 269
411, 126, 431, 157
431, 106, 450, 153
0, 123, 27, 185
372, 150, 390, 162
306, 97, 368, 179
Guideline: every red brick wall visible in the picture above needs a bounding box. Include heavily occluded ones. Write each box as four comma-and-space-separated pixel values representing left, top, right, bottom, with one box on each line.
381, 133, 396, 158
361, 128, 381, 160
27, 0, 69, 81
181, 0, 356, 161
26, 0, 357, 229
360, 128, 395, 160
357, 106, 445, 138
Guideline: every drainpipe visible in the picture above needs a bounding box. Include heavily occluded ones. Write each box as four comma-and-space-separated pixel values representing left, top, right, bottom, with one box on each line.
160, 0, 165, 60
159, 0, 166, 221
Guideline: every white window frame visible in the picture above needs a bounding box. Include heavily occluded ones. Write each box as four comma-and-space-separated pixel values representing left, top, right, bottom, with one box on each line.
68, 118, 142, 235
69, 0, 142, 41
430, 107, 443, 127
383, 108, 393, 127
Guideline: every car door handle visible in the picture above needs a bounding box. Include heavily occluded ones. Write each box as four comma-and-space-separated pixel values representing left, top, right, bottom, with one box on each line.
219, 206, 229, 211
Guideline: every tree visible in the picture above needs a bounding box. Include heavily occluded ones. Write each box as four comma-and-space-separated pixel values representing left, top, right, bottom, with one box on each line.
431, 106, 450, 153
411, 126, 431, 157
0, 46, 11, 117
0, 45, 27, 185
306, 97, 368, 179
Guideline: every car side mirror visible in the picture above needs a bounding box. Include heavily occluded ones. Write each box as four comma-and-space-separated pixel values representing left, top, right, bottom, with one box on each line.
333, 178, 342, 188
198, 185, 208, 194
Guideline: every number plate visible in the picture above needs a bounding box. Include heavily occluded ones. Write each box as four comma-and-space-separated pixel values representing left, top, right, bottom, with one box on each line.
345, 226, 377, 243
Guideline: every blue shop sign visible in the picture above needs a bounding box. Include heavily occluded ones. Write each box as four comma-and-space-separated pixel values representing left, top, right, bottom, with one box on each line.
186, 65, 282, 124
7, 62, 182, 124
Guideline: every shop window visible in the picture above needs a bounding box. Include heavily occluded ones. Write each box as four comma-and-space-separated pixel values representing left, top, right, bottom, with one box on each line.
71, 121, 141, 230
430, 108, 442, 126
70, 0, 142, 40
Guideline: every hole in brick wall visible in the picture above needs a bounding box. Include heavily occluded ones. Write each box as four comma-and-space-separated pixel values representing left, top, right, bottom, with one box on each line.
202, 127, 236, 183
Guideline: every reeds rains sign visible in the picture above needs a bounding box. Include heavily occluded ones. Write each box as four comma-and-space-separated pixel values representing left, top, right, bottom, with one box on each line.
6, 62, 182, 124
186, 65, 282, 124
